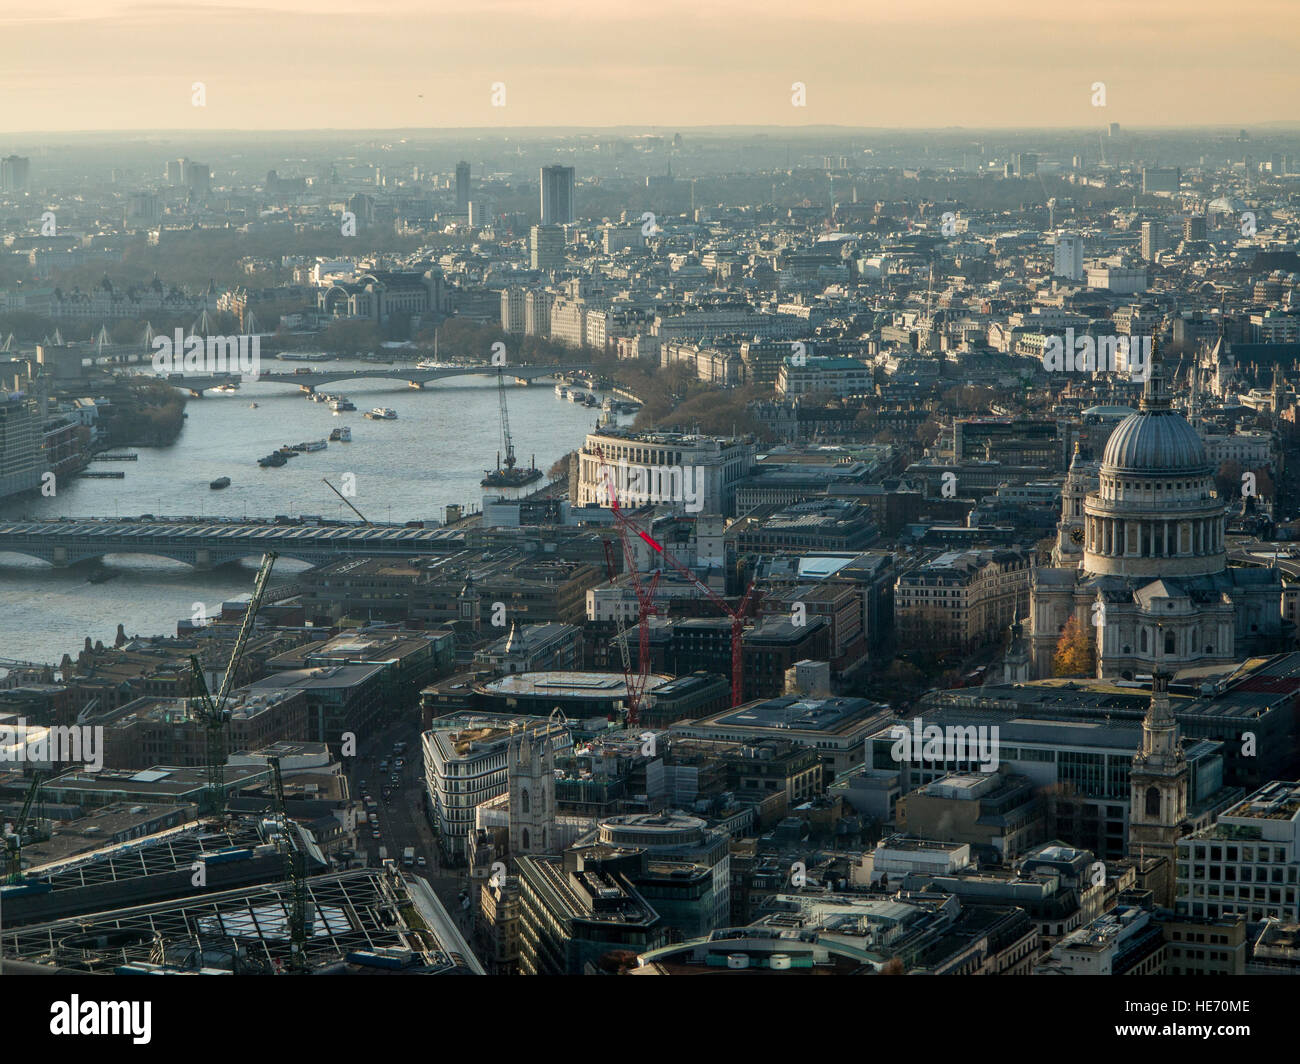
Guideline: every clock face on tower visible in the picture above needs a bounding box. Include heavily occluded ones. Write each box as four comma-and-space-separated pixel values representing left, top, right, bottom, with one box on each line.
1070, 527, 1085, 545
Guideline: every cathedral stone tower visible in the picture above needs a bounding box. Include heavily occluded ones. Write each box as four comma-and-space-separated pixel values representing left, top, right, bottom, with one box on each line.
1052, 440, 1091, 567
1127, 666, 1189, 907
508, 722, 557, 858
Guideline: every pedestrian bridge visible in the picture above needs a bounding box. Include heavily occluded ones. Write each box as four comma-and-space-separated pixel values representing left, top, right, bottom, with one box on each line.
256, 361, 592, 392
0, 517, 464, 568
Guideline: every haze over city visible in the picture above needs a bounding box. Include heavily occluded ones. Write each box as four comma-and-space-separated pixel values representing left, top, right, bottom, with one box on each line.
3, 0, 1299, 130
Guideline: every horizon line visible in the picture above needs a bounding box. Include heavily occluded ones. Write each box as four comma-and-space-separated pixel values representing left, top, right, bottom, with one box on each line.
3, 122, 1300, 138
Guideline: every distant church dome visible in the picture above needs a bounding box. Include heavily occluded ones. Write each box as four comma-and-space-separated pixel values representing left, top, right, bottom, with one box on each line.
1207, 194, 1247, 216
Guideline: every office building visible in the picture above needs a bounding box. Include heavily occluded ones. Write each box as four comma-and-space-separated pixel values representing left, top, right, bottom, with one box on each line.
1141, 167, 1181, 195
1, 154, 31, 192
420, 713, 571, 865
0, 386, 43, 500
1012, 152, 1037, 177
530, 224, 565, 271
500, 286, 526, 333
1053, 233, 1084, 281
455, 160, 471, 213
575, 427, 757, 516
1140, 220, 1163, 261
517, 846, 666, 974
1036, 905, 1166, 975
894, 548, 1031, 654
589, 813, 732, 934
775, 355, 873, 398
539, 165, 575, 226
673, 695, 890, 775
1177, 780, 1300, 923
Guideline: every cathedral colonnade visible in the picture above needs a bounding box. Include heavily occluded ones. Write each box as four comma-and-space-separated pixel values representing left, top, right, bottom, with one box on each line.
1086, 515, 1222, 557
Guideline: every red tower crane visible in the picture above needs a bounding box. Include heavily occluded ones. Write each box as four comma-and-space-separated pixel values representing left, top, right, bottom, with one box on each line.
594, 445, 662, 727
601, 537, 659, 727
591, 444, 759, 708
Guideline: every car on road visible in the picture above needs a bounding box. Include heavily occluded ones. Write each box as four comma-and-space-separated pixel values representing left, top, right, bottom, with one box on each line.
371, 829, 381, 839
394, 758, 404, 769
417, 856, 427, 868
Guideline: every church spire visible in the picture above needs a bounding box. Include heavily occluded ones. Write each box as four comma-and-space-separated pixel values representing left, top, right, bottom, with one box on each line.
1128, 635, 1190, 908
1139, 667, 1183, 764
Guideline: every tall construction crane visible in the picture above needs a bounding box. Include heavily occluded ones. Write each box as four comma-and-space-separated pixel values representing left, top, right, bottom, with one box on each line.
595, 445, 667, 726
268, 755, 310, 973
601, 537, 659, 727
643, 531, 758, 708
2, 696, 102, 881
189, 551, 278, 816
495, 367, 519, 474
593, 445, 759, 708
3, 770, 47, 884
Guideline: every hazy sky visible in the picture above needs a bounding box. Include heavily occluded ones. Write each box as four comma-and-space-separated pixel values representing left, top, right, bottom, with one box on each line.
2, 0, 1298, 132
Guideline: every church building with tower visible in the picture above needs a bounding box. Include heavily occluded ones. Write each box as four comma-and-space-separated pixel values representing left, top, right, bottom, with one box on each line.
1127, 669, 1190, 907
1029, 342, 1282, 679
507, 717, 561, 857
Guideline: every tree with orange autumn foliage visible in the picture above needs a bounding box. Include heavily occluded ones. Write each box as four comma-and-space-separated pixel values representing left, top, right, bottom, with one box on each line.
1051, 613, 1095, 677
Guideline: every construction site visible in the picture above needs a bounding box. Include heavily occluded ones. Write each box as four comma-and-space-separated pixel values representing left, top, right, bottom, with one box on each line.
1, 550, 479, 975
2, 818, 479, 974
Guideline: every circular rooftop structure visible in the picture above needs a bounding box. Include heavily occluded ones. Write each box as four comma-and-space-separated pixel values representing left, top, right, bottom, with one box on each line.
1208, 194, 1247, 216
1101, 409, 1210, 475
598, 813, 710, 850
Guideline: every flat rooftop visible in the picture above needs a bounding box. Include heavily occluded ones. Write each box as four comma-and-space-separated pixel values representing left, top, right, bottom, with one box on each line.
1222, 780, 1300, 822
707, 696, 886, 734
248, 663, 386, 691
484, 671, 671, 700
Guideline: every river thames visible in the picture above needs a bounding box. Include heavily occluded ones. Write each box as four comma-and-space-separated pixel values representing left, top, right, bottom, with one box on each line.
0, 360, 613, 663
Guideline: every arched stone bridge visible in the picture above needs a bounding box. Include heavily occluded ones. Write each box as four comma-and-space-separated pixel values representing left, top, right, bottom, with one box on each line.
255, 361, 593, 392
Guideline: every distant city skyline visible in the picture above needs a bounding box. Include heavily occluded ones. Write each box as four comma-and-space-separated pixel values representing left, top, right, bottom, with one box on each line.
2, 0, 1298, 132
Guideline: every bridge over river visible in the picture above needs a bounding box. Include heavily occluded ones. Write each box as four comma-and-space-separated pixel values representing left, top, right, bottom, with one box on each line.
0, 517, 465, 568
250, 361, 593, 393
